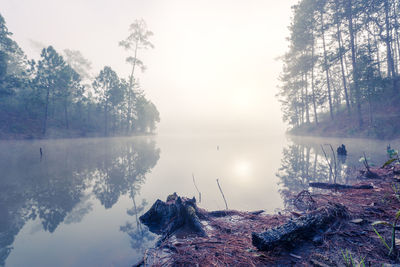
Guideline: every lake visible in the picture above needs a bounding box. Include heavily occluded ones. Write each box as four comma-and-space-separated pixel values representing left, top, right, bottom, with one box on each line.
1, 134, 399, 266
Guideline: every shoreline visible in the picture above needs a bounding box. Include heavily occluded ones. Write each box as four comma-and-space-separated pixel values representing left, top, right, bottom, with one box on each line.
136, 164, 400, 266
289, 129, 400, 141
0, 131, 157, 141
288, 116, 400, 141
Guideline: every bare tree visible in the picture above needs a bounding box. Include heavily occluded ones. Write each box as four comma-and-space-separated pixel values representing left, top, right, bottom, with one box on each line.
119, 19, 154, 133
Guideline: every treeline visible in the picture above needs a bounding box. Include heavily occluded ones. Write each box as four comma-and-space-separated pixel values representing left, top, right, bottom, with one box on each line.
278, 0, 400, 136
0, 14, 159, 139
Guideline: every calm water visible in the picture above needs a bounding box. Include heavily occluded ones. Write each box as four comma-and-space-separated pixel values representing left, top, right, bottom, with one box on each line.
1, 134, 399, 266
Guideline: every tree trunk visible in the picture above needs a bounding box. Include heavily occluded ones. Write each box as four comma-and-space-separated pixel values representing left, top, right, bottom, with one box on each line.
104, 104, 108, 136
311, 30, 318, 125
395, 37, 399, 76
335, 0, 351, 115
332, 83, 340, 115
305, 73, 310, 124
367, 29, 376, 126
77, 101, 82, 125
368, 97, 373, 125
300, 86, 305, 125
113, 112, 116, 136
347, 0, 363, 128
342, 33, 353, 107
395, 1, 400, 75
320, 10, 334, 120
87, 103, 91, 129
374, 27, 383, 77
64, 100, 69, 130
127, 42, 139, 133
384, 0, 395, 79
42, 86, 50, 135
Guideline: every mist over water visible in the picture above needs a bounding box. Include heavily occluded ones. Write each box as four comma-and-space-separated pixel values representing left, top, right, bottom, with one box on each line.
2, 0, 400, 266
0, 1, 293, 264
1, 133, 397, 266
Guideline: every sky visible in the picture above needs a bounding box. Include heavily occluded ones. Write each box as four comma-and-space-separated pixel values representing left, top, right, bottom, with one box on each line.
2, 0, 295, 135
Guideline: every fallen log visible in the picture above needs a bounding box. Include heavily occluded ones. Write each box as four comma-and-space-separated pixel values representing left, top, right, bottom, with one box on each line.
252, 203, 347, 251
309, 182, 373, 190
139, 193, 206, 245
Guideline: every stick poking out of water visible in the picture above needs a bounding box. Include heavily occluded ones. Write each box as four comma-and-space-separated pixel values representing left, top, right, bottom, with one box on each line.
327, 144, 337, 184
192, 173, 201, 203
320, 145, 335, 183
216, 178, 228, 210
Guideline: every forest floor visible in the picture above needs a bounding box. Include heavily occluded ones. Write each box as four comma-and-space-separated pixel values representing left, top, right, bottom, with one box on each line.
137, 164, 400, 266
289, 97, 400, 140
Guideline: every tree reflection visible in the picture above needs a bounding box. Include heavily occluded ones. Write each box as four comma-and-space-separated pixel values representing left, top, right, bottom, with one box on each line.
276, 142, 350, 208
120, 221, 155, 251
120, 196, 155, 252
64, 195, 93, 224
0, 137, 160, 265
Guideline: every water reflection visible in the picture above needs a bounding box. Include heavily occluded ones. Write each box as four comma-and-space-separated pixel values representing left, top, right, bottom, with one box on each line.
2, 134, 399, 266
277, 143, 323, 207
0, 137, 160, 266
276, 138, 378, 208
121, 197, 156, 252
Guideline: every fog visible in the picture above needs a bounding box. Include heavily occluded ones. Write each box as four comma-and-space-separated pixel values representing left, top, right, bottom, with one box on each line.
4, 1, 400, 265
2, 0, 293, 135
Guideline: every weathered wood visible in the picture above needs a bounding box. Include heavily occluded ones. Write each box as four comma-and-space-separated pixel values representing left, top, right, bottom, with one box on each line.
309, 182, 373, 190
252, 203, 347, 251
206, 210, 264, 217
208, 210, 238, 217
139, 193, 206, 245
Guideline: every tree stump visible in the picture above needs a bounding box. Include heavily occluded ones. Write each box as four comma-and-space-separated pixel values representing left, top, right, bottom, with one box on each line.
139, 193, 206, 245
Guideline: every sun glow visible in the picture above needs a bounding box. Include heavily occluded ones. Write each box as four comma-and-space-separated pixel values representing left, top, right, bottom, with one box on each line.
231, 91, 252, 111
234, 160, 252, 178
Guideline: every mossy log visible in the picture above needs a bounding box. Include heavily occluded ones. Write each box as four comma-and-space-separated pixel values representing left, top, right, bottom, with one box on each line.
309, 182, 373, 190
252, 203, 347, 251
139, 193, 206, 245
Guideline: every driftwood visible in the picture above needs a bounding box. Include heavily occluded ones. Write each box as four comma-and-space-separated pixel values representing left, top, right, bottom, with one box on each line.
309, 182, 373, 190
139, 193, 206, 245
252, 203, 347, 251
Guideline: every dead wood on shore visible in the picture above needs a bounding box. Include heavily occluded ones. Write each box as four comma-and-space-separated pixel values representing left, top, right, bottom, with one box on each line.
135, 166, 400, 266
252, 203, 347, 251
309, 182, 374, 190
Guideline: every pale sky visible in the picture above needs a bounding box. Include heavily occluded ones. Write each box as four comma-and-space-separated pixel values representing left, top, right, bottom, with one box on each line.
2, 0, 295, 135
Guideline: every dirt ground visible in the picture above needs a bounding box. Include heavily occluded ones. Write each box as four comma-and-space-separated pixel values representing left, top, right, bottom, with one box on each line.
137, 165, 400, 266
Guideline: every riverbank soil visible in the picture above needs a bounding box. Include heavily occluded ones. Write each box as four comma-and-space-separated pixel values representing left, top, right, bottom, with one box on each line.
137, 165, 400, 266
289, 95, 400, 140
